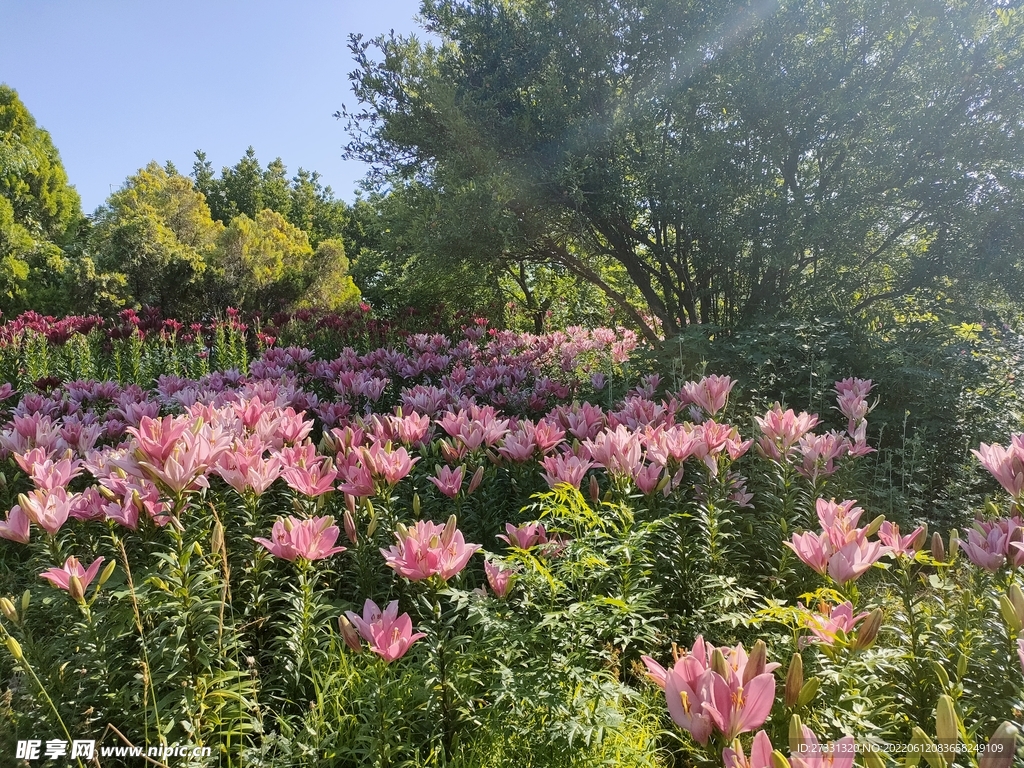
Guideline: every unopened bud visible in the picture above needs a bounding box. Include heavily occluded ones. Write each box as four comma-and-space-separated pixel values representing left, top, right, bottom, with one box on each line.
345, 493, 356, 516
936, 694, 959, 763
318, 516, 335, 533
797, 677, 820, 707
98, 485, 118, 501
789, 714, 804, 756
743, 640, 767, 684
343, 509, 358, 545
931, 532, 946, 563
338, 615, 361, 652
192, 541, 203, 558
912, 524, 929, 551
366, 511, 378, 538
5, 635, 24, 661
97, 560, 117, 589
956, 653, 968, 680
655, 470, 671, 495
68, 575, 85, 602
711, 648, 729, 677
852, 608, 883, 650
282, 516, 295, 533
862, 749, 887, 768
785, 653, 804, 708
948, 529, 960, 559
981, 721, 1017, 768
1000, 594, 1023, 635
864, 515, 885, 538
412, 494, 420, 517
468, 466, 484, 495
771, 752, 792, 768
590, 475, 600, 504
211, 521, 225, 557
0, 598, 17, 623
933, 661, 951, 690
441, 515, 459, 548
21, 589, 30, 616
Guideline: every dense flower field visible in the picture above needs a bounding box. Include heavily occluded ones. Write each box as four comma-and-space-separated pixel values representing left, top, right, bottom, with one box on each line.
0, 313, 1022, 767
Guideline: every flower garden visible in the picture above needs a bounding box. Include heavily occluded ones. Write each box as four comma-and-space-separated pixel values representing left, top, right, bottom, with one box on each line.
0, 310, 1022, 768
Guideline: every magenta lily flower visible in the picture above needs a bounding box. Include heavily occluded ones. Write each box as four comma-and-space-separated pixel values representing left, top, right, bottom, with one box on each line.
254, 516, 347, 562
40, 556, 105, 600
345, 599, 425, 663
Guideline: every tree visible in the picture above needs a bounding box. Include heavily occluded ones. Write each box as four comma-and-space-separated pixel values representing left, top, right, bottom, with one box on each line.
344, 0, 1024, 338
0, 84, 87, 314
297, 237, 361, 310
211, 208, 314, 311
92, 162, 221, 314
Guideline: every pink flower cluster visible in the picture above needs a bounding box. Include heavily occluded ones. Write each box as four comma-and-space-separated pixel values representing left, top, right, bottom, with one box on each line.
641, 636, 778, 744
786, 499, 906, 585
342, 599, 425, 663
960, 515, 1024, 571
380, 517, 481, 582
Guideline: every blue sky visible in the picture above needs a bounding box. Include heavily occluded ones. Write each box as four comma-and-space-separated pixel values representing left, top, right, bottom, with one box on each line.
1, 0, 425, 213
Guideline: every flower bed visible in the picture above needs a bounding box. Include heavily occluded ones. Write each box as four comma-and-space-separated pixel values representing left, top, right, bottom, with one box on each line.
0, 320, 1021, 767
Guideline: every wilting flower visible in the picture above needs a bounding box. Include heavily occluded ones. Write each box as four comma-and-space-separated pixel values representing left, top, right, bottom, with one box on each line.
40, 556, 105, 601
380, 517, 481, 581
254, 516, 347, 562
344, 599, 425, 663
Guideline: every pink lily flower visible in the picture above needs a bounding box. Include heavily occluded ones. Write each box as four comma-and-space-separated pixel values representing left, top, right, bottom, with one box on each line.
786, 531, 832, 575
484, 560, 515, 598
429, 464, 465, 498
682, 375, 736, 415
40, 556, 105, 600
724, 730, 774, 768
540, 452, 593, 489
704, 668, 776, 741
1018, 637, 1024, 677
254, 516, 347, 562
0, 505, 31, 543
800, 601, 870, 646
827, 537, 891, 584
973, 441, 1024, 501
960, 525, 1009, 571
345, 599, 425, 663
380, 517, 481, 581
17, 487, 74, 536
878, 521, 926, 557
790, 725, 856, 768
665, 666, 717, 745
497, 522, 548, 550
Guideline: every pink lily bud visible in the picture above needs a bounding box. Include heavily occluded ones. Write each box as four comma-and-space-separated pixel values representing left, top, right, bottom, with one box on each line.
467, 466, 484, 495
343, 508, 358, 545
931, 532, 946, 562
440, 515, 459, 548
338, 615, 362, 652
851, 608, 883, 650
784, 653, 803, 708
743, 640, 768, 684
589, 475, 601, 504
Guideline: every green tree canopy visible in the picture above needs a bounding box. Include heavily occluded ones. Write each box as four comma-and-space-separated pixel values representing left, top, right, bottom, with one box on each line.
345, 0, 1024, 339
92, 162, 221, 314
